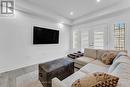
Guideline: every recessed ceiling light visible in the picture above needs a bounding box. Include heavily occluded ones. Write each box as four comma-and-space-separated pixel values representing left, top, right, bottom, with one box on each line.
57, 23, 64, 28
97, 0, 101, 2
70, 12, 74, 15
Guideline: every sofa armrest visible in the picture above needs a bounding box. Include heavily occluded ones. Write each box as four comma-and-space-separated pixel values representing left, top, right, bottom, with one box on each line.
52, 77, 67, 87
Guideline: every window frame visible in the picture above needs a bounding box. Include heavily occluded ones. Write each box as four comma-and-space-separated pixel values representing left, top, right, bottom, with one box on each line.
114, 23, 126, 50
1, 1, 14, 14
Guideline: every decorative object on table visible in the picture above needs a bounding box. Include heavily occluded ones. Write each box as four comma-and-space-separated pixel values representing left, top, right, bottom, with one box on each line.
67, 51, 84, 59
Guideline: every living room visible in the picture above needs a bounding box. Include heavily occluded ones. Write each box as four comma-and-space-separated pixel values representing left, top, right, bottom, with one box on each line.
0, 0, 130, 87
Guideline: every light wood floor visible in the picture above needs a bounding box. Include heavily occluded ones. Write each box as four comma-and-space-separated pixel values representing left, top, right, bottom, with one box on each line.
22, 68, 78, 87
16, 71, 43, 87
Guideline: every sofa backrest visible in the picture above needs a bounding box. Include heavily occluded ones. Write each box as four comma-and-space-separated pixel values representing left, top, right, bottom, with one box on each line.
111, 62, 130, 80
110, 62, 130, 87
84, 48, 127, 60
96, 49, 109, 60
84, 48, 97, 59
97, 49, 127, 60
108, 55, 130, 73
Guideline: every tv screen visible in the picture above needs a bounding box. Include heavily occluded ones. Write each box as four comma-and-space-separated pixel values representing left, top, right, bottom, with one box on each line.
33, 26, 59, 44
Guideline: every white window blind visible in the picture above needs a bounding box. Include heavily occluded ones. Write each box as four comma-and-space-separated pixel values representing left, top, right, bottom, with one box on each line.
94, 32, 104, 49
81, 31, 89, 49
114, 24, 125, 50
73, 31, 80, 49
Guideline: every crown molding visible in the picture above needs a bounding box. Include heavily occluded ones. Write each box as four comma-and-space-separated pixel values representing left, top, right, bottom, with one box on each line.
15, 0, 72, 26
73, 6, 130, 26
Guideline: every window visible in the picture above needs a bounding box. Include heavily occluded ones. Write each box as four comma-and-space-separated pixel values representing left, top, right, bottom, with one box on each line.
1, 1, 14, 14
94, 31, 104, 49
72, 31, 81, 49
114, 23, 125, 50
81, 31, 89, 49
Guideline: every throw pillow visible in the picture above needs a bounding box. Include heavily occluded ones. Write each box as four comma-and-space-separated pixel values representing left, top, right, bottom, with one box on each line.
101, 52, 117, 65
71, 74, 97, 87
92, 72, 119, 87
71, 72, 119, 87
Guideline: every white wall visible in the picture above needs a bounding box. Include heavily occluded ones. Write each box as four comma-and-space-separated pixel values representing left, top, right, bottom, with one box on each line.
0, 11, 70, 73
72, 8, 130, 55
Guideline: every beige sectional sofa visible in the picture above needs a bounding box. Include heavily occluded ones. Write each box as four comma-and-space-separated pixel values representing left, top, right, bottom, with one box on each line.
52, 48, 130, 87
74, 48, 126, 68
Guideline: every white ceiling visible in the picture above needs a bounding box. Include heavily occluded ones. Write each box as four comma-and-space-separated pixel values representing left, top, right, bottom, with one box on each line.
16, 0, 130, 24
18, 0, 121, 20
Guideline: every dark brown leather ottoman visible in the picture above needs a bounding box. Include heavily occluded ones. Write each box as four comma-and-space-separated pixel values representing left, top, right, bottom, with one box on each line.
39, 58, 74, 87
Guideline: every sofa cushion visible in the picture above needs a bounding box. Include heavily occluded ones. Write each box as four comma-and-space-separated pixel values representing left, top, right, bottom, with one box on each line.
108, 56, 130, 73
97, 50, 127, 61
111, 63, 130, 80
101, 52, 117, 65
111, 63, 130, 87
62, 71, 87, 87
52, 78, 66, 87
108, 50, 127, 54
96, 49, 108, 60
113, 52, 128, 63
75, 56, 95, 66
116, 79, 130, 87
74, 63, 84, 69
84, 48, 97, 59
90, 60, 110, 67
80, 63, 109, 73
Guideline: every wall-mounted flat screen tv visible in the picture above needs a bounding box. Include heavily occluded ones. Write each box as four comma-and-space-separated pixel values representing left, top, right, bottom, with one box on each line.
33, 26, 59, 44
